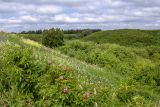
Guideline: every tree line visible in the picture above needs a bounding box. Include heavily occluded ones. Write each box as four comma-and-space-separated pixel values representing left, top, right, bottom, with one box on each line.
20, 28, 101, 34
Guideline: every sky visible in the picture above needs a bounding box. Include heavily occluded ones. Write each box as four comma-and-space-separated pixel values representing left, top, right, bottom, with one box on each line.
0, 0, 160, 32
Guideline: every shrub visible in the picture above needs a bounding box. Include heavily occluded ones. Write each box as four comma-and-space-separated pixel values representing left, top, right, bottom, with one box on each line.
0, 43, 98, 106
116, 81, 155, 107
134, 65, 160, 87
36, 64, 96, 106
42, 28, 64, 48
78, 29, 93, 38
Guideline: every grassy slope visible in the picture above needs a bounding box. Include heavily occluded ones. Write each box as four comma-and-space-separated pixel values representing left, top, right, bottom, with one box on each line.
49, 49, 121, 85
83, 29, 160, 46
56, 30, 160, 106
1, 34, 120, 86
1, 34, 112, 106
16, 29, 160, 87
1, 33, 160, 106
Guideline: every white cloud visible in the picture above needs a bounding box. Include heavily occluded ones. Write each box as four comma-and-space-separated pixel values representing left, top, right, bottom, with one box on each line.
0, 0, 160, 32
36, 6, 63, 14
53, 14, 81, 23
7, 19, 22, 24
20, 15, 38, 22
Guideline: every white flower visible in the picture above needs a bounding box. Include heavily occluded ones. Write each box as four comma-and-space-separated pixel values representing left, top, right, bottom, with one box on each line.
94, 88, 97, 95
79, 85, 83, 89
94, 102, 98, 107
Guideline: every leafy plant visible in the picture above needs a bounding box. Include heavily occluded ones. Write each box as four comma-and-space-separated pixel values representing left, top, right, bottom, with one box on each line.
42, 28, 64, 48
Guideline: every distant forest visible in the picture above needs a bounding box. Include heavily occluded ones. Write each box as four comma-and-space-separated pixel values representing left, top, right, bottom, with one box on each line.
20, 29, 101, 34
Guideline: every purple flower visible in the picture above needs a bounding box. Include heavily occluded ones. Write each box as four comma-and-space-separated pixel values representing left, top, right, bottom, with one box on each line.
83, 92, 90, 98
63, 88, 68, 94
48, 60, 52, 65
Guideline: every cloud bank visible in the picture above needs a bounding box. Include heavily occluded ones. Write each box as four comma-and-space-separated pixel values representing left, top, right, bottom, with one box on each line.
0, 0, 160, 32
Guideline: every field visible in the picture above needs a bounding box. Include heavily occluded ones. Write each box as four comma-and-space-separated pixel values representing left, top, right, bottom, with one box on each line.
0, 29, 160, 107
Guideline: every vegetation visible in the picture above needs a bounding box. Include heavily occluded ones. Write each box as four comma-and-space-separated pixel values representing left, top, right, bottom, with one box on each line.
57, 29, 160, 106
0, 29, 160, 106
42, 28, 64, 48
20, 29, 43, 34
0, 34, 103, 106
83, 29, 160, 47
19, 29, 102, 41
57, 39, 160, 98
63, 29, 101, 34
18, 34, 43, 43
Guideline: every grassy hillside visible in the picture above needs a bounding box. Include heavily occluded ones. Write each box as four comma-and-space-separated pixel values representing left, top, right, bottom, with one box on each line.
0, 33, 123, 106
18, 34, 80, 43
1, 31, 160, 106
56, 29, 160, 106
83, 29, 160, 46
18, 34, 43, 43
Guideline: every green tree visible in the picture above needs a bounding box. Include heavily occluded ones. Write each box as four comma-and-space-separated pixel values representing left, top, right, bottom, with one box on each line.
42, 28, 64, 48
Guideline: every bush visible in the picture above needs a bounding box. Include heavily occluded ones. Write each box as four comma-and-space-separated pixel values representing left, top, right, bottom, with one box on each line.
134, 65, 160, 87
58, 40, 139, 75
77, 29, 93, 38
0, 43, 98, 106
42, 28, 64, 48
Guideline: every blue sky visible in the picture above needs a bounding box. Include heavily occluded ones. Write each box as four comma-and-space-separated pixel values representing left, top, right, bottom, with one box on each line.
0, 0, 160, 32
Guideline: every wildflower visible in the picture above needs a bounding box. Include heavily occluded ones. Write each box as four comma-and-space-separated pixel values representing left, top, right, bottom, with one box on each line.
79, 85, 83, 89
94, 102, 98, 107
94, 88, 97, 95
63, 88, 68, 94
58, 63, 63, 67
83, 92, 90, 98
59, 76, 64, 80
64, 66, 68, 72
48, 60, 52, 65
2, 103, 6, 107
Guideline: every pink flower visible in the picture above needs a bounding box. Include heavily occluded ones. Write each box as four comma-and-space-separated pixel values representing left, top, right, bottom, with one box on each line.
2, 103, 6, 107
63, 88, 68, 94
83, 92, 90, 98
48, 60, 52, 65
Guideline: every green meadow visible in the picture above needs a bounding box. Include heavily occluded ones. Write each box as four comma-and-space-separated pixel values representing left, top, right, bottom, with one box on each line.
0, 29, 160, 106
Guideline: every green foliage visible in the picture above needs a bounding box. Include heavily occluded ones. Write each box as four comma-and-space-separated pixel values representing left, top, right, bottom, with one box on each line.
58, 40, 151, 75
57, 39, 160, 106
42, 28, 64, 48
63, 29, 101, 34
134, 65, 160, 87
84, 29, 160, 47
1, 31, 160, 106
77, 29, 93, 38
63, 29, 101, 39
18, 34, 43, 43
37, 64, 96, 106
0, 32, 9, 42
64, 34, 78, 40
0, 42, 115, 106
116, 82, 155, 107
